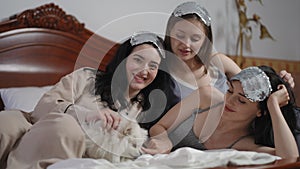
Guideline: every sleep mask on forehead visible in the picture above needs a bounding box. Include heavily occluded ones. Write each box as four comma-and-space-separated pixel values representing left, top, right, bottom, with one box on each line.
172, 1, 211, 27
130, 31, 165, 58
230, 66, 272, 102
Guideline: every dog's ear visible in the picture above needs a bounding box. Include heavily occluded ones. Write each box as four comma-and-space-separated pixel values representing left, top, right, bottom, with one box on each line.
123, 127, 132, 136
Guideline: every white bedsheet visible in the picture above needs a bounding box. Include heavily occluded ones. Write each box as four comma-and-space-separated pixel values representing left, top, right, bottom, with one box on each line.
48, 147, 280, 169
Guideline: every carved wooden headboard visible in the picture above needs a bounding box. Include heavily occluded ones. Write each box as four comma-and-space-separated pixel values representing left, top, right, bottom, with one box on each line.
0, 3, 118, 88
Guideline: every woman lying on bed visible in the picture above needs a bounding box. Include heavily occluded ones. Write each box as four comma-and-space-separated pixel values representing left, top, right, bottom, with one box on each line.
0, 31, 179, 169
144, 65, 299, 159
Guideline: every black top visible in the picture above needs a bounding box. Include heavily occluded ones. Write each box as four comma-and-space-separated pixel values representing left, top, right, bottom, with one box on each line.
169, 102, 249, 151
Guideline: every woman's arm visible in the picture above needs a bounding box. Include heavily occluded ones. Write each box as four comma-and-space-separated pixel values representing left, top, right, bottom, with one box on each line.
31, 68, 91, 122
210, 53, 241, 79
142, 89, 202, 154
212, 53, 295, 88
267, 85, 299, 158
143, 86, 219, 154
31, 68, 121, 129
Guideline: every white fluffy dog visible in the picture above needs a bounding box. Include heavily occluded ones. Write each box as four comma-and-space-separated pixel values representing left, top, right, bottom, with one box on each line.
81, 102, 148, 163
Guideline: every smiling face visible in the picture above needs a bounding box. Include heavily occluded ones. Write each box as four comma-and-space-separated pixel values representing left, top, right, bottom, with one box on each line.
170, 18, 206, 64
223, 81, 262, 122
126, 44, 161, 97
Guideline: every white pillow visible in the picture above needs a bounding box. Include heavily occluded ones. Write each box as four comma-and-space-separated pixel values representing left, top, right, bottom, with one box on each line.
0, 86, 52, 112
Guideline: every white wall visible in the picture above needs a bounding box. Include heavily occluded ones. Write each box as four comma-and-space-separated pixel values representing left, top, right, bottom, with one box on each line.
1, 0, 299, 61
225, 0, 300, 61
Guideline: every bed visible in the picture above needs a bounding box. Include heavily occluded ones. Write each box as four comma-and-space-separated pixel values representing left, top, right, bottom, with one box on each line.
0, 3, 118, 111
0, 3, 299, 169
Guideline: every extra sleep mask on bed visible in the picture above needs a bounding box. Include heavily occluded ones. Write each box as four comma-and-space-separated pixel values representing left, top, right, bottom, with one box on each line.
130, 31, 165, 58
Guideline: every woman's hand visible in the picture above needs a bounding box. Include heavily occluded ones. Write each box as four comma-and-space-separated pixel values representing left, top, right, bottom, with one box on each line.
87, 107, 121, 130
268, 84, 290, 108
266, 84, 299, 158
75, 105, 121, 130
141, 137, 173, 155
279, 70, 295, 88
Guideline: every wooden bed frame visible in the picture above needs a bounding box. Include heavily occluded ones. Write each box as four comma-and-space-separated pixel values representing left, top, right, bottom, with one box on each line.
0, 3, 118, 89
0, 3, 120, 112
0, 3, 299, 169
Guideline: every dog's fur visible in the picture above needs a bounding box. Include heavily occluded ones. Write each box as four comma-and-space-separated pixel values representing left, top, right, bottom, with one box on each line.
82, 102, 148, 163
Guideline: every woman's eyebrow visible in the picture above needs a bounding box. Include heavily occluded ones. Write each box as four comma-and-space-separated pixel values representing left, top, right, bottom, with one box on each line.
175, 29, 185, 33
229, 81, 246, 97
239, 93, 246, 98
133, 54, 160, 65
150, 61, 160, 65
133, 54, 145, 60
228, 81, 233, 88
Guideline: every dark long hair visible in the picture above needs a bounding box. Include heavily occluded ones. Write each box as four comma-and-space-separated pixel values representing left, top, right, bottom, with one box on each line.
253, 65, 298, 147
94, 35, 179, 126
94, 39, 131, 111
164, 13, 213, 65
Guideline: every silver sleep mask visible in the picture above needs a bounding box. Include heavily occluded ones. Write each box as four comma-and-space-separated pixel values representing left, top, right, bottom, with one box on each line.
130, 31, 165, 58
230, 66, 272, 102
172, 1, 211, 27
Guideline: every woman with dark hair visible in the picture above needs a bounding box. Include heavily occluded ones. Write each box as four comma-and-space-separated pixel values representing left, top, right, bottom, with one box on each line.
95, 33, 180, 130
145, 65, 299, 159
0, 31, 179, 169
254, 66, 298, 147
